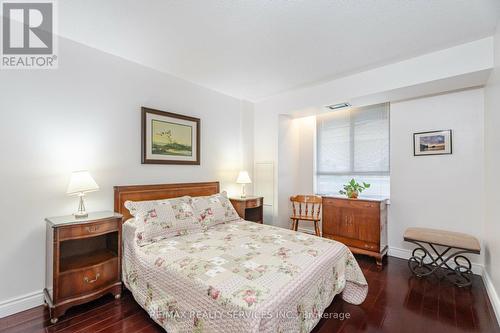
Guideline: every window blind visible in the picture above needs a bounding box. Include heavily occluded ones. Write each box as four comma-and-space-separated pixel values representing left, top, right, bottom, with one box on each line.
316, 103, 390, 197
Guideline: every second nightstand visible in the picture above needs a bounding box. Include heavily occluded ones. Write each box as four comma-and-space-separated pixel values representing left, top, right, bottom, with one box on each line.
44, 211, 123, 323
229, 196, 264, 223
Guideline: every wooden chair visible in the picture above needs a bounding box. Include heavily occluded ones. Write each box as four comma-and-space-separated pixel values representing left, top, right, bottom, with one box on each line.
290, 195, 322, 236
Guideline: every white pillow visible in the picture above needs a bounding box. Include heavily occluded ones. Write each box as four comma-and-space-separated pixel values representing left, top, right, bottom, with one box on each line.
124, 196, 200, 246
191, 191, 240, 229
124, 197, 170, 217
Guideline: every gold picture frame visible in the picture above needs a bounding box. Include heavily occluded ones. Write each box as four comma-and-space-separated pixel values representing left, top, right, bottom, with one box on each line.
141, 107, 200, 165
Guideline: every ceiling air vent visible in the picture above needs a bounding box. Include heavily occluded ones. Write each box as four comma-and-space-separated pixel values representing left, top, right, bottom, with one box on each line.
325, 102, 351, 110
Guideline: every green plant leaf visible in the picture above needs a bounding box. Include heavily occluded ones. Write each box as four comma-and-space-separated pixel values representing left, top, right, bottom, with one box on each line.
340, 179, 372, 197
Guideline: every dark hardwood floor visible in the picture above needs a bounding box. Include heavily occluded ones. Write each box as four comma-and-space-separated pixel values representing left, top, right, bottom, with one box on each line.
1, 256, 498, 333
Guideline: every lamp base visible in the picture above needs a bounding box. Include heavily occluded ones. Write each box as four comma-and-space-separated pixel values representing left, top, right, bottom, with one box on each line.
240, 184, 247, 199
74, 194, 88, 218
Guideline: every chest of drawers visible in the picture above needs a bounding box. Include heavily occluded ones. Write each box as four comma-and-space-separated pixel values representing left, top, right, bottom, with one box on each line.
322, 197, 388, 266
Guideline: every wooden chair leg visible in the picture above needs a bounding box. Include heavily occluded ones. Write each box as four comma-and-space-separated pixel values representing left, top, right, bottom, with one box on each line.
294, 219, 299, 231
290, 219, 296, 231
314, 220, 320, 236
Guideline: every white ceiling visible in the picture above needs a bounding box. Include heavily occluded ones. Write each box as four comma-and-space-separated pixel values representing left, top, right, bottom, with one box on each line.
58, 0, 500, 102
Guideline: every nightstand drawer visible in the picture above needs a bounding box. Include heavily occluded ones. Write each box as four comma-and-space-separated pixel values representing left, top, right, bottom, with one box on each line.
229, 197, 264, 223
58, 257, 119, 299
245, 198, 262, 209
58, 219, 118, 240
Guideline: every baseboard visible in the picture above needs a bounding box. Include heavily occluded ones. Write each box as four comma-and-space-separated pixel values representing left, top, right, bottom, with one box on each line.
0, 290, 44, 318
483, 269, 500, 326
388, 246, 484, 276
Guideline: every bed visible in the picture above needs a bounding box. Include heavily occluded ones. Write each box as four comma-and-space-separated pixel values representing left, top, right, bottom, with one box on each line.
115, 182, 368, 333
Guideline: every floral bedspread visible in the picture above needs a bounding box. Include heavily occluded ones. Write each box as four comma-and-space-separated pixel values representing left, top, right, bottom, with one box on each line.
123, 219, 368, 333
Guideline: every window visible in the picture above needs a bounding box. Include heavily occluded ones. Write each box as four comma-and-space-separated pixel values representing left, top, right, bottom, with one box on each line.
316, 103, 390, 197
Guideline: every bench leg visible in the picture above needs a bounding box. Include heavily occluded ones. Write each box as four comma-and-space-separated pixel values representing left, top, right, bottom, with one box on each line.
406, 240, 474, 287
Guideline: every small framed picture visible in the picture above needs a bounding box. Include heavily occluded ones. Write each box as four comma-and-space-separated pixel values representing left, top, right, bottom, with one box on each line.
142, 107, 200, 165
413, 130, 452, 156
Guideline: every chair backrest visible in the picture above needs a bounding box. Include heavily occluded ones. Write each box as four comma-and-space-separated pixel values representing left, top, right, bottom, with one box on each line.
290, 195, 322, 219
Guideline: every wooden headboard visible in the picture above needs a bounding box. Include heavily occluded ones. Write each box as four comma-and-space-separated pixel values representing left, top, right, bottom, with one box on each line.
114, 181, 220, 221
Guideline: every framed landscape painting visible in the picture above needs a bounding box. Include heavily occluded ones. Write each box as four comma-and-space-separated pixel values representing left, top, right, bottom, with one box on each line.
141, 107, 200, 164
413, 130, 452, 156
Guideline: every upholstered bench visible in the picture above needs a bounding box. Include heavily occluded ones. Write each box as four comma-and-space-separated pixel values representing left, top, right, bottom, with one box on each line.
404, 227, 481, 287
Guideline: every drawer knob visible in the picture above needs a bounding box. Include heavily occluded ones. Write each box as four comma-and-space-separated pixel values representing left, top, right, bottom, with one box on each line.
83, 273, 100, 284
85, 225, 100, 233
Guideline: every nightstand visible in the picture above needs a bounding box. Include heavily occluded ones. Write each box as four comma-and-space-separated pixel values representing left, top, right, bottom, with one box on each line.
44, 211, 123, 323
229, 196, 264, 223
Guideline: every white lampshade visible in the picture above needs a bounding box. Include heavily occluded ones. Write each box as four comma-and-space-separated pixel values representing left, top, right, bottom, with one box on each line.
66, 170, 99, 195
236, 171, 252, 184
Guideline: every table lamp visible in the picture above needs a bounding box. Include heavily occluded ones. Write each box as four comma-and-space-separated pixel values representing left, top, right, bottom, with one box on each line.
236, 171, 252, 198
67, 170, 99, 218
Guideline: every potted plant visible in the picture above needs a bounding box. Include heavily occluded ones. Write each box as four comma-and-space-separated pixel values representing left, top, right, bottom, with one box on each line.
339, 179, 371, 199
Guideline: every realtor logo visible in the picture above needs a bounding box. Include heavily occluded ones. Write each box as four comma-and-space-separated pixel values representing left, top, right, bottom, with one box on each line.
1, 0, 57, 69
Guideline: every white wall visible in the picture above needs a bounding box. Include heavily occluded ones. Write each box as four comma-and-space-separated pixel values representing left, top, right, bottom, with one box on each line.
254, 38, 494, 226
390, 89, 485, 266
296, 117, 316, 195
272, 89, 486, 253
0, 37, 253, 315
484, 23, 500, 322
271, 116, 317, 230
276, 115, 300, 228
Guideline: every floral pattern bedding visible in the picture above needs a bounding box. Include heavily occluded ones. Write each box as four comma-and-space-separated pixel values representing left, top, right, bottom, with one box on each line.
191, 192, 241, 228
123, 219, 368, 333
